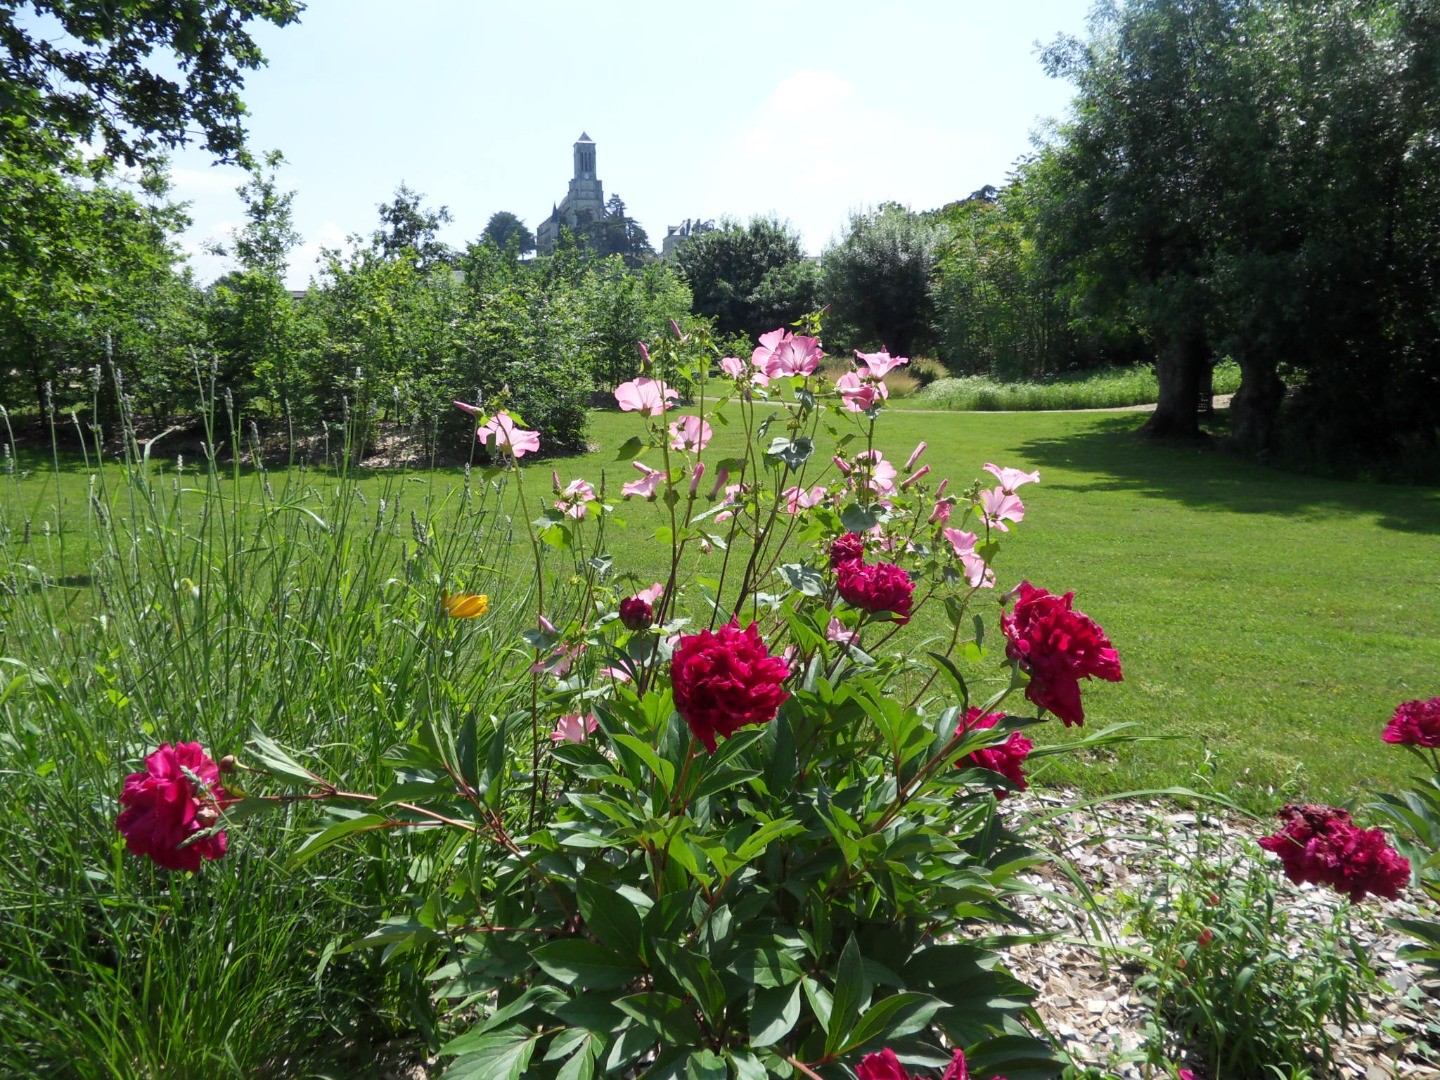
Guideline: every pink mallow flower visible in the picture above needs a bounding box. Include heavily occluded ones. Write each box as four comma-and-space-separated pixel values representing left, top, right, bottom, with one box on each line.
836, 370, 888, 412
984, 462, 1041, 493
555, 478, 596, 519
720, 356, 745, 378
614, 376, 679, 417
550, 713, 599, 744
668, 415, 713, 452
943, 528, 994, 588
461, 407, 540, 458
753, 328, 822, 377
783, 485, 827, 514
826, 617, 859, 646
621, 461, 666, 499
854, 450, 898, 497
855, 349, 909, 379
979, 487, 1025, 531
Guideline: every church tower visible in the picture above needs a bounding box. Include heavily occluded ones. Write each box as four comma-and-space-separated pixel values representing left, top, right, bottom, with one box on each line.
537, 132, 606, 253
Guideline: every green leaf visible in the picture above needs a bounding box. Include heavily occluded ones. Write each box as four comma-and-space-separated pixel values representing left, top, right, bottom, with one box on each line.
777, 562, 826, 597
824, 935, 867, 1056
440, 1030, 541, 1080
611, 732, 676, 794
245, 728, 318, 786
836, 992, 945, 1055
749, 983, 802, 1045
614, 436, 645, 461
613, 991, 702, 1044
840, 501, 881, 534
531, 939, 644, 990
286, 812, 390, 870
576, 878, 643, 958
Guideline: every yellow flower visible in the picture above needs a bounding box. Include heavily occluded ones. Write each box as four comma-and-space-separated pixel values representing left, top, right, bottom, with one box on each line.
442, 592, 489, 618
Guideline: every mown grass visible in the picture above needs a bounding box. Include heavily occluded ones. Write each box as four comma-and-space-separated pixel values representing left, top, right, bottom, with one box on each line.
2, 399, 1436, 1073
910, 361, 1243, 411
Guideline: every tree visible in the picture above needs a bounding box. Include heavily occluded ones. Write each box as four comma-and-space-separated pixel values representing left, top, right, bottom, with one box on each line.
672, 217, 813, 340
1036, 0, 1241, 439
204, 151, 313, 416
482, 212, 535, 257
373, 183, 453, 270
576, 195, 652, 268
0, 0, 302, 169
822, 205, 940, 359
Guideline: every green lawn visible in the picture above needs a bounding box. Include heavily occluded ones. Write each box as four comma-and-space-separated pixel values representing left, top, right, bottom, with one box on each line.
5, 405, 1434, 809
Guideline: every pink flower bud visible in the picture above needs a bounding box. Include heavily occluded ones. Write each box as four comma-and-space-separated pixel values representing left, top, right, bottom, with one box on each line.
904, 441, 927, 471
902, 464, 931, 489
689, 461, 705, 496
637, 341, 651, 367
708, 467, 730, 499
538, 615, 557, 633
832, 455, 853, 474
551, 469, 561, 493
936, 478, 949, 498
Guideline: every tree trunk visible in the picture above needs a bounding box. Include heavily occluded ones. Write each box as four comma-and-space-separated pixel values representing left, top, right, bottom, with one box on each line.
1229, 348, 1285, 454
1140, 330, 1206, 439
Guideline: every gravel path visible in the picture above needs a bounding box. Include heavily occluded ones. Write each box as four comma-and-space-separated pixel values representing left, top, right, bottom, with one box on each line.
1005, 790, 1439, 1080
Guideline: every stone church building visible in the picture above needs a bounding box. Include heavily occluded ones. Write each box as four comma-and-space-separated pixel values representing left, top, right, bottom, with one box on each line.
536, 133, 605, 254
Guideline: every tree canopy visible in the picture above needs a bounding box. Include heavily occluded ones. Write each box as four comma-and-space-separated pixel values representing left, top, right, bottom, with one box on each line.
0, 0, 303, 169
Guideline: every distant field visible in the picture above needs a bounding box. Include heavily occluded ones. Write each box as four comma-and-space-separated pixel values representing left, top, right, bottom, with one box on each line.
909, 361, 1243, 411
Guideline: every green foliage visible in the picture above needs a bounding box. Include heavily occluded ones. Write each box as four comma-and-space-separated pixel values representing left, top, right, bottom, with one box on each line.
822, 205, 941, 359
0, 155, 202, 421
0, 0, 302, 169
931, 185, 1083, 380
204, 151, 315, 416
673, 217, 815, 341
483, 211, 537, 258
1037, 0, 1440, 460
1121, 830, 1374, 1078
374, 183, 455, 271
577, 257, 695, 392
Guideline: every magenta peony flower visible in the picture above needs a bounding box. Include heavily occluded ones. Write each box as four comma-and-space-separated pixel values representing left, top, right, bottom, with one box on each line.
671, 620, 791, 753
1258, 803, 1410, 901
1383, 697, 1440, 748
836, 559, 914, 624
618, 596, 653, 630
1001, 582, 1122, 726
829, 532, 866, 568
956, 708, 1033, 798
115, 742, 232, 872
856, 1049, 912, 1080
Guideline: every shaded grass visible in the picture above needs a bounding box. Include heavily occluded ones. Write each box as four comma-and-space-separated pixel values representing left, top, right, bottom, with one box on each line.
910, 361, 1242, 411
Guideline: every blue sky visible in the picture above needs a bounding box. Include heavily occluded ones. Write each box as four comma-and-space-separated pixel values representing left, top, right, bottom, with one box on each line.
163, 0, 1095, 287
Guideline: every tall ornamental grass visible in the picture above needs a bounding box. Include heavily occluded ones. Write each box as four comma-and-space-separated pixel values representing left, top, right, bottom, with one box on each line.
0, 385, 531, 1075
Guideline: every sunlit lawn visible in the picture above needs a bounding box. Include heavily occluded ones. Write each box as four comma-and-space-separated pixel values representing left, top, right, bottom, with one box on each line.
5, 404, 1438, 810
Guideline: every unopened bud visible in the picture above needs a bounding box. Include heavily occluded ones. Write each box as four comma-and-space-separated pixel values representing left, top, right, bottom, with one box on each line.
708, 467, 729, 500
194, 805, 219, 828
688, 461, 705, 497
218, 755, 238, 774
904, 441, 927, 471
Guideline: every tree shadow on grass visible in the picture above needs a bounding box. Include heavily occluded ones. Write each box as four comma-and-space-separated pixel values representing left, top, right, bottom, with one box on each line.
1015, 414, 1440, 534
